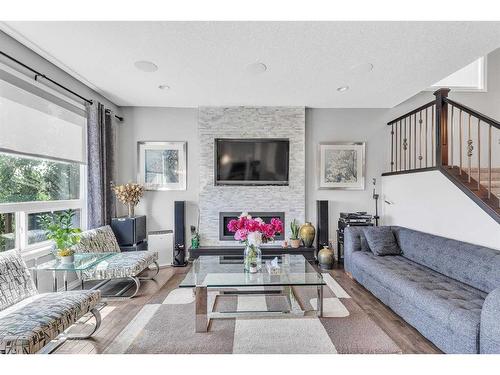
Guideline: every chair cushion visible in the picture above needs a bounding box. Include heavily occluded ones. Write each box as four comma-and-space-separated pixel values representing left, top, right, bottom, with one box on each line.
363, 227, 401, 256
0, 290, 100, 354
81, 251, 158, 281
351, 251, 486, 340
72, 225, 121, 254
0, 250, 38, 311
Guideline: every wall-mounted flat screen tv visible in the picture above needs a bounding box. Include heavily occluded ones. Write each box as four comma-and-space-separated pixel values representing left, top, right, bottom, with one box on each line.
215, 138, 289, 185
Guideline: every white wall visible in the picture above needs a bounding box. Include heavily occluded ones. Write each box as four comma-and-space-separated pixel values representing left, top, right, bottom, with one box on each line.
0, 31, 119, 112
305, 108, 388, 242
118, 106, 390, 247
382, 170, 500, 250
198, 107, 305, 246
117, 107, 199, 242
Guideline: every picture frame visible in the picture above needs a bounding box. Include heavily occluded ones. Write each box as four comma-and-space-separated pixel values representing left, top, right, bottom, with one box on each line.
318, 142, 365, 190
137, 141, 187, 191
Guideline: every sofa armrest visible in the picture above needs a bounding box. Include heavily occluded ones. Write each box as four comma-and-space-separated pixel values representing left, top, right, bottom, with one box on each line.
480, 287, 500, 353
343, 227, 367, 274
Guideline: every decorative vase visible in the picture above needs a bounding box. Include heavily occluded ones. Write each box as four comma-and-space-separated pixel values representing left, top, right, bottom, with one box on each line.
243, 244, 262, 272
290, 239, 301, 248
127, 203, 135, 218
60, 254, 75, 264
318, 245, 334, 270
299, 222, 316, 248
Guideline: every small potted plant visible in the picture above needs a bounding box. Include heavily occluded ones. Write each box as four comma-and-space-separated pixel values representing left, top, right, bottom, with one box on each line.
190, 225, 200, 249
39, 210, 82, 264
290, 219, 301, 248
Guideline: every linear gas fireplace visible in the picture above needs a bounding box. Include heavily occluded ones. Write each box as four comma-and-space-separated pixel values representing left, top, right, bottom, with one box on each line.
219, 211, 285, 241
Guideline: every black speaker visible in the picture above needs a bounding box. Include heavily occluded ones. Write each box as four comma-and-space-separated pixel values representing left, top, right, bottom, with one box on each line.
316, 200, 329, 251
173, 201, 187, 267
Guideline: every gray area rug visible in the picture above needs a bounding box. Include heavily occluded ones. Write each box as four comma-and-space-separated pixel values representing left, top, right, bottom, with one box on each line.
105, 272, 401, 354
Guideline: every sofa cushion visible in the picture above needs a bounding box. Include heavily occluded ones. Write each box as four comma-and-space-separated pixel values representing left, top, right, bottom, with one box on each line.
0, 290, 100, 354
72, 225, 121, 254
351, 251, 486, 342
81, 251, 158, 281
392, 226, 500, 293
0, 250, 38, 311
363, 227, 401, 256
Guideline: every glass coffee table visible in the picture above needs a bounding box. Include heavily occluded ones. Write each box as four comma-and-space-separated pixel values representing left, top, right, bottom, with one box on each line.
179, 254, 325, 332
32, 252, 117, 292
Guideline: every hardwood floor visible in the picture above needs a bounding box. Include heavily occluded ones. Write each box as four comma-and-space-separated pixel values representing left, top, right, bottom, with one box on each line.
54, 264, 441, 354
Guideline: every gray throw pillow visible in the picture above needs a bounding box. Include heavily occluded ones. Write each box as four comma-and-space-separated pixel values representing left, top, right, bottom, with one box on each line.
363, 227, 401, 256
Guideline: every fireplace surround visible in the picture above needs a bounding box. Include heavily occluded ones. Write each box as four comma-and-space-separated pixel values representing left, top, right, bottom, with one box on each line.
219, 211, 286, 241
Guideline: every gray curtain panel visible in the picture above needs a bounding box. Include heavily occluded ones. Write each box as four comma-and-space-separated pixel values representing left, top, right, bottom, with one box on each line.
86, 102, 116, 229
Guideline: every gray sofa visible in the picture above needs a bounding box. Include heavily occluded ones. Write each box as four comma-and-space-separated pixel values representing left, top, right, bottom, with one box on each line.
344, 226, 500, 354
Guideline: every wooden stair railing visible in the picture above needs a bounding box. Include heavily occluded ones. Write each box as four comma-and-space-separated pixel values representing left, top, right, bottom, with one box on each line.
383, 88, 500, 223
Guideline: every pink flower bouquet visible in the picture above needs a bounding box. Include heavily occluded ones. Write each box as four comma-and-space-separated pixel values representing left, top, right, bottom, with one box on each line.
227, 212, 283, 246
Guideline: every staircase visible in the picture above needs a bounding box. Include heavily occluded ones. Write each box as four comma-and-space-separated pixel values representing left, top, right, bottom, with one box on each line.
383, 88, 500, 223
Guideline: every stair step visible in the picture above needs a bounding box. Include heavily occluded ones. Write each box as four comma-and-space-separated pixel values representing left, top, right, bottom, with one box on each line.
467, 167, 500, 173
480, 181, 500, 188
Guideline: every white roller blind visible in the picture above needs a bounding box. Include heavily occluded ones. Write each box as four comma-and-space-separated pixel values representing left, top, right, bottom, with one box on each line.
0, 77, 86, 163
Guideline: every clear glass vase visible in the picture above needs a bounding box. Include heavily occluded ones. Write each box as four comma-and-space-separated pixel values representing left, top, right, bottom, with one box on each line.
243, 244, 262, 272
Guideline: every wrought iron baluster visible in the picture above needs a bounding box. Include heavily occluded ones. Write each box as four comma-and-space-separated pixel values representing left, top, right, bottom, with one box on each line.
450, 105, 454, 168
488, 125, 492, 199
414, 113, 417, 169
477, 119, 481, 191
467, 114, 473, 183
425, 107, 428, 167
459, 109, 463, 175
391, 124, 394, 172
403, 117, 407, 170
431, 105, 435, 166
419, 111, 423, 168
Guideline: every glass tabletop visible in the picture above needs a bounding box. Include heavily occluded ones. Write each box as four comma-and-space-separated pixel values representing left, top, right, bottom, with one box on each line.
179, 254, 325, 288
32, 252, 117, 271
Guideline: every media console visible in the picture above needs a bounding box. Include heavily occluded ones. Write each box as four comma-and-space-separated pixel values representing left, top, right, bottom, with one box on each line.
188, 246, 316, 262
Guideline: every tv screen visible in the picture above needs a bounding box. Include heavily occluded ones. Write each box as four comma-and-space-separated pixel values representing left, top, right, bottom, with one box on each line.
215, 139, 289, 185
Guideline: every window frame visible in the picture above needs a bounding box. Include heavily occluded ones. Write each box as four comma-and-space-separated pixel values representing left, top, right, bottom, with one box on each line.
0, 163, 87, 257
0, 61, 88, 258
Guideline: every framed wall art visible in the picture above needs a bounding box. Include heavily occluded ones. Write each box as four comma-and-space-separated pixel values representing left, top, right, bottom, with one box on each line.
137, 141, 187, 190
318, 142, 365, 190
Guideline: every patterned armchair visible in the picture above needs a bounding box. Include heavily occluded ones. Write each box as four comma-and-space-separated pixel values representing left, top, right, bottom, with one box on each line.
71, 226, 159, 298
0, 250, 101, 354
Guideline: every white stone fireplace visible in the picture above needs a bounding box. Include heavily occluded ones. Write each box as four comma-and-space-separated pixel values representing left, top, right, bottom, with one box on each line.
198, 106, 305, 246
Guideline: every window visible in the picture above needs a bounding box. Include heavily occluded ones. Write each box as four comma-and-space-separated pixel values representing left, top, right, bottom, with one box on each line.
0, 152, 80, 204
430, 57, 486, 92
0, 213, 16, 252
0, 70, 87, 254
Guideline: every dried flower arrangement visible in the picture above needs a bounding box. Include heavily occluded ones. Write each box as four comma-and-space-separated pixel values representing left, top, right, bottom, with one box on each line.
111, 182, 145, 217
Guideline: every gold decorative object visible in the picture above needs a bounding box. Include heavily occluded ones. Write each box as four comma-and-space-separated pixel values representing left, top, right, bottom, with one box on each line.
299, 222, 316, 248
111, 182, 145, 217
318, 245, 335, 270
467, 139, 474, 157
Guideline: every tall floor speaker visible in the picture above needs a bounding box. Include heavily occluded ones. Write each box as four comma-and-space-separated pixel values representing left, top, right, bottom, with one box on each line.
173, 201, 187, 267
316, 200, 329, 252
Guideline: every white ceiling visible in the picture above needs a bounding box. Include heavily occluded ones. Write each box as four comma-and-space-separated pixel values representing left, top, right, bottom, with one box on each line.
2, 21, 500, 108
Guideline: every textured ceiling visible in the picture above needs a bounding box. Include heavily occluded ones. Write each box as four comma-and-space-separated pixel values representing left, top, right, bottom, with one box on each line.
2, 21, 500, 108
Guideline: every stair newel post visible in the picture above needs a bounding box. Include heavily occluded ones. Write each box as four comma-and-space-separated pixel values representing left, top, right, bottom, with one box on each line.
433, 88, 450, 167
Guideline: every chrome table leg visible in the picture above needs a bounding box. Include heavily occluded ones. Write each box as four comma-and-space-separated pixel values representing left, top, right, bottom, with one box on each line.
52, 270, 58, 292
317, 284, 323, 317
195, 286, 208, 333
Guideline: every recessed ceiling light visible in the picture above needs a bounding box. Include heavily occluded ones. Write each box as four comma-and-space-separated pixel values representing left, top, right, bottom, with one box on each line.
134, 60, 158, 73
158, 84, 170, 90
337, 86, 350, 92
350, 62, 374, 74
246, 62, 267, 74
